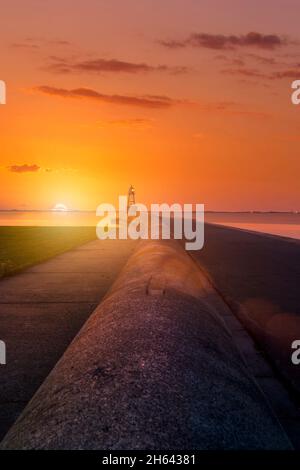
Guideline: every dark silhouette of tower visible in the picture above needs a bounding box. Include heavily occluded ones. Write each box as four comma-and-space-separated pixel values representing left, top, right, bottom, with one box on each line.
127, 185, 135, 209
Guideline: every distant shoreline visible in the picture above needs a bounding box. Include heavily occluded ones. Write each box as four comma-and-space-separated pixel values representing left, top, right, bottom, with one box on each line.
0, 209, 299, 214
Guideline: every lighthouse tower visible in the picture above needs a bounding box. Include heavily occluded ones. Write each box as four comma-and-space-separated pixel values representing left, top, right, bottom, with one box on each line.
127, 185, 135, 209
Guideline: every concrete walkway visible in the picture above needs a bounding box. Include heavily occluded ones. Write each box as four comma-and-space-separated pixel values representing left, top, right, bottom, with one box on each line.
0, 238, 136, 439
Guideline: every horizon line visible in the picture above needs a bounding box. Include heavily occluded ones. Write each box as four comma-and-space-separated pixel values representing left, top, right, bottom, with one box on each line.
0, 209, 299, 214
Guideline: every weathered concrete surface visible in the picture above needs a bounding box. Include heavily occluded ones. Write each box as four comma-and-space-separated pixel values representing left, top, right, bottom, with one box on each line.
0, 239, 136, 440
1, 240, 292, 450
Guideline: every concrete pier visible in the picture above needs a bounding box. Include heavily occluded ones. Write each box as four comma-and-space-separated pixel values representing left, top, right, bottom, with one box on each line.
1, 240, 292, 450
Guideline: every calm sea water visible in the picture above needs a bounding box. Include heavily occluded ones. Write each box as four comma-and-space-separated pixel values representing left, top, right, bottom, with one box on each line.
205, 212, 300, 240
0, 211, 299, 240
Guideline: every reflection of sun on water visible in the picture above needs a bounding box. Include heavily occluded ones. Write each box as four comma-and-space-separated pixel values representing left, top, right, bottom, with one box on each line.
52, 203, 68, 212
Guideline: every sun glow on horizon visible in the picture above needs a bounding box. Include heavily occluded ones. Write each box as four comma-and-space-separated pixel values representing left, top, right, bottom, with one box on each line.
52, 203, 68, 212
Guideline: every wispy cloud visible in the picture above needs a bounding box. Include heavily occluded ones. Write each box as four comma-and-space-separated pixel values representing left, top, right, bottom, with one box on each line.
29, 85, 269, 118
271, 69, 300, 79
196, 101, 270, 119
7, 164, 40, 173
5, 164, 77, 174
11, 42, 40, 50
222, 68, 269, 79
214, 55, 246, 66
48, 39, 71, 46
222, 66, 300, 80
11, 37, 71, 50
96, 118, 154, 129
45, 57, 188, 75
245, 53, 279, 66
31, 85, 182, 108
160, 32, 289, 51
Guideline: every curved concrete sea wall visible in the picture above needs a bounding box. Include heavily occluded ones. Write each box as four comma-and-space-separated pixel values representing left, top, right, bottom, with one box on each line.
1, 240, 292, 449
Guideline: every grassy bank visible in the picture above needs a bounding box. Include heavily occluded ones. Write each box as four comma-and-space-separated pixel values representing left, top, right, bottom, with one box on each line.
0, 226, 96, 278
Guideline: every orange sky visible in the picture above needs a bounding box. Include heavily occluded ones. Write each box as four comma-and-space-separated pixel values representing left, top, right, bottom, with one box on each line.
0, 0, 299, 211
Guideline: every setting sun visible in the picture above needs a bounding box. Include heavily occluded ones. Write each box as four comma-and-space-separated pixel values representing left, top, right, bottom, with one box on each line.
52, 203, 68, 212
